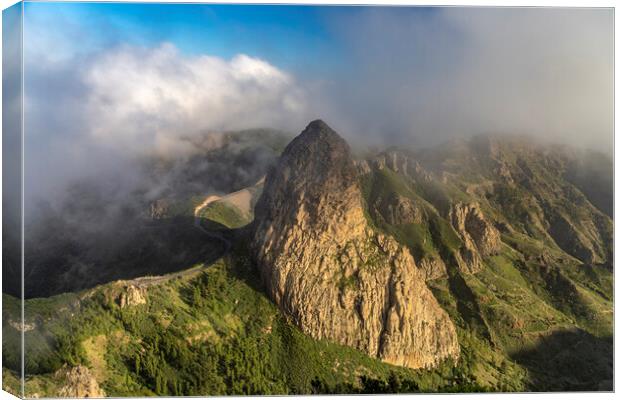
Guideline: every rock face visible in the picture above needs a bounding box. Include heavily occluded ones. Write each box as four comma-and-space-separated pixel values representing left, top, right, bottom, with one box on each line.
56, 365, 105, 398
449, 202, 502, 274
373, 193, 424, 225
117, 284, 147, 308
8, 319, 36, 332
373, 151, 433, 183
252, 120, 459, 369
417, 256, 448, 281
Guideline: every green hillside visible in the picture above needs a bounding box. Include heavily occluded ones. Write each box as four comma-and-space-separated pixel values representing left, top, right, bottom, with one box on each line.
3, 134, 612, 396
359, 139, 613, 391
4, 248, 493, 397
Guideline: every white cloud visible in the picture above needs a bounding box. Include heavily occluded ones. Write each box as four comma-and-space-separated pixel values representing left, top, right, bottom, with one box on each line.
23, 43, 310, 203
83, 43, 308, 155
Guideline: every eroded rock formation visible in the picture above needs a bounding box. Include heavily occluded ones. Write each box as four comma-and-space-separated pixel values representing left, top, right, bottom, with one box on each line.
251, 120, 459, 369
117, 284, 147, 308
373, 193, 424, 226
56, 365, 105, 398
449, 202, 502, 273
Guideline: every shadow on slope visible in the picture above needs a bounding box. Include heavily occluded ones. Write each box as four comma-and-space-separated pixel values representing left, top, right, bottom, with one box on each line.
510, 328, 612, 391
22, 216, 228, 299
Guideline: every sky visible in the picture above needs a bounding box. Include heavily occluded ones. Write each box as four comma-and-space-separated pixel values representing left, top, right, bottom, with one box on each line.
12, 3, 615, 203
23, 3, 347, 72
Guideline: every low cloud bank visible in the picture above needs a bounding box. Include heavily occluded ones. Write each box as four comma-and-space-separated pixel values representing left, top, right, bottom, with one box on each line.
22, 7, 613, 208
319, 8, 613, 150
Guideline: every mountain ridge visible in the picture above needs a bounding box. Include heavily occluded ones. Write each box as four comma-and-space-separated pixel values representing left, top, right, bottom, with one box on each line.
2, 120, 613, 396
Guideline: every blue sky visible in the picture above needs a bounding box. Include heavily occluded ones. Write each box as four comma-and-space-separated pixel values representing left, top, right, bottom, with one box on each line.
23, 2, 445, 77
24, 2, 351, 75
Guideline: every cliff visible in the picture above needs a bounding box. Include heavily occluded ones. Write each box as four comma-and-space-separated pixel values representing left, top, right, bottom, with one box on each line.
251, 120, 459, 369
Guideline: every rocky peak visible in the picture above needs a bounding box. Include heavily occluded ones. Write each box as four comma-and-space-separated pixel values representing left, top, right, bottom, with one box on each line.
280, 119, 354, 175
256, 119, 358, 224
252, 120, 459, 369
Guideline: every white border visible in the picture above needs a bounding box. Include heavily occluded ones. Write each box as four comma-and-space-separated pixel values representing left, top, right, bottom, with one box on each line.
0, 1, 616, 400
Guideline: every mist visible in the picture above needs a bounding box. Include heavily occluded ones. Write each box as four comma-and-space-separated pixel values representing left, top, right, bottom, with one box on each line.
23, 42, 306, 207
21, 6, 613, 214
317, 7, 613, 151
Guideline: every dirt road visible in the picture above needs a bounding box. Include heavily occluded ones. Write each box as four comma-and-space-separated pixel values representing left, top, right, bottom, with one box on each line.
193, 194, 232, 254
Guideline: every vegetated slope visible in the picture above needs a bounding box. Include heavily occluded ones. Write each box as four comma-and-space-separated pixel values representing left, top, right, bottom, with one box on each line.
358, 134, 613, 390
198, 178, 264, 230
2, 125, 612, 395
3, 251, 490, 397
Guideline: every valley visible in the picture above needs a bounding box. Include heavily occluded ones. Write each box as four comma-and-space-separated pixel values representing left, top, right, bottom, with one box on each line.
2, 121, 613, 396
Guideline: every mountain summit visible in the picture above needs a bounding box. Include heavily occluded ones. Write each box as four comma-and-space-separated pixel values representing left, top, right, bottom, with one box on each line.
251, 120, 460, 369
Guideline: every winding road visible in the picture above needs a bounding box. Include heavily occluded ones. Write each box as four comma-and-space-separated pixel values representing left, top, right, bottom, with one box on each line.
120, 195, 234, 289
193, 195, 233, 254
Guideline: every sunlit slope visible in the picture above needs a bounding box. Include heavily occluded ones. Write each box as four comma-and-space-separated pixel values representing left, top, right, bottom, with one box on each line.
359, 136, 612, 390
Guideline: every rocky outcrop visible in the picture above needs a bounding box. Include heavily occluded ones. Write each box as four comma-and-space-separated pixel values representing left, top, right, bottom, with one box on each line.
373, 193, 424, 225
252, 120, 459, 369
56, 365, 105, 398
449, 202, 502, 273
117, 285, 147, 308
374, 151, 433, 183
355, 159, 372, 175
7, 319, 36, 332
417, 256, 448, 280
